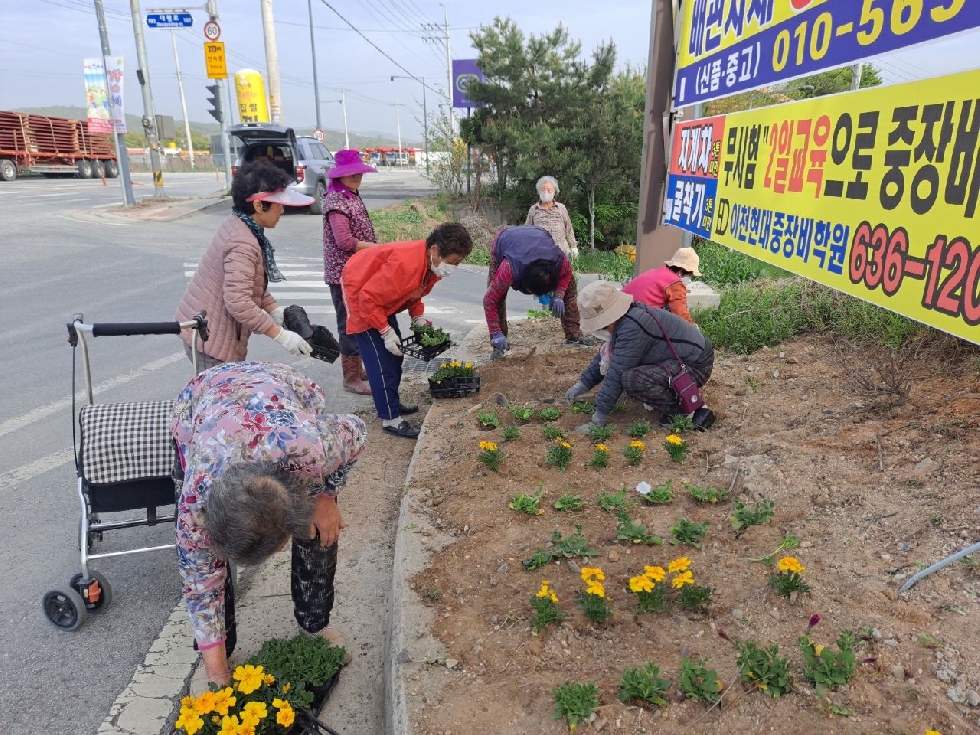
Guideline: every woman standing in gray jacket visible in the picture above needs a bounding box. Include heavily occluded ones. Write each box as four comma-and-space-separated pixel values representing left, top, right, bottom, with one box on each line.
174, 161, 316, 369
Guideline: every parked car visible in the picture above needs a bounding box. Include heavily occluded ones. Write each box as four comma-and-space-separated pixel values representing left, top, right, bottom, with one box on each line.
228, 123, 335, 214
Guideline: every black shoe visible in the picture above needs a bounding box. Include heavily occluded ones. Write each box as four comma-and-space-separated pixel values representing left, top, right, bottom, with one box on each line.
398, 402, 419, 415
565, 335, 599, 347
382, 420, 420, 439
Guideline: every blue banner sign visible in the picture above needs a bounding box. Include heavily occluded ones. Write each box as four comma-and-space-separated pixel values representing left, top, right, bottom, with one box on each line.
147, 12, 193, 29
674, 0, 980, 107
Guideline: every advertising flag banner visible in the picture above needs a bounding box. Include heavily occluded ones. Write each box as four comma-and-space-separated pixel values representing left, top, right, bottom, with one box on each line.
674, 0, 980, 107
664, 69, 980, 345
234, 69, 270, 123
105, 56, 126, 134
83, 58, 112, 134
452, 59, 484, 108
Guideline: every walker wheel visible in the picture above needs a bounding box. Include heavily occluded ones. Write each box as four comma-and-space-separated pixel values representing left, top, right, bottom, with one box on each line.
69, 570, 113, 610
42, 587, 87, 631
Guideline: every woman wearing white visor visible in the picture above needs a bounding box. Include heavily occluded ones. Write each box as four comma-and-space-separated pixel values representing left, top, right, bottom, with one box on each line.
175, 161, 317, 369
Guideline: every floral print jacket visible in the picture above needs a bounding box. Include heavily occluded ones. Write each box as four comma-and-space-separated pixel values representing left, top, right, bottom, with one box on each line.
171, 361, 367, 650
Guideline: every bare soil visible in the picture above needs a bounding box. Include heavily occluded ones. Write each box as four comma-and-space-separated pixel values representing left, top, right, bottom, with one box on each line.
402, 317, 980, 734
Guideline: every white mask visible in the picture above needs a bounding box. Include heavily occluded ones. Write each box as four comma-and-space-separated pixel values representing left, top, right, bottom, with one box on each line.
592, 328, 612, 342
431, 261, 456, 278
682, 276, 693, 285
539, 191, 555, 203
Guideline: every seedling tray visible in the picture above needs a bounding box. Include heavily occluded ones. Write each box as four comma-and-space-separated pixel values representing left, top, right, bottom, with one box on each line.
429, 376, 481, 399
401, 334, 451, 361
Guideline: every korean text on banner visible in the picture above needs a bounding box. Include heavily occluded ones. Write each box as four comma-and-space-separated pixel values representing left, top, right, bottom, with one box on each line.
83, 58, 112, 134
663, 68, 980, 346
105, 56, 126, 134
674, 0, 980, 108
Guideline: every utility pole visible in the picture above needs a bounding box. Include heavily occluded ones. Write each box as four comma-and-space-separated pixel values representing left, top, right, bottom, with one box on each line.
394, 101, 403, 165
851, 63, 864, 91
392, 75, 428, 175
341, 90, 349, 149
170, 28, 194, 168
207, 0, 232, 186
129, 0, 165, 197
93, 0, 134, 205
261, 0, 282, 123
307, 0, 321, 129
441, 4, 453, 136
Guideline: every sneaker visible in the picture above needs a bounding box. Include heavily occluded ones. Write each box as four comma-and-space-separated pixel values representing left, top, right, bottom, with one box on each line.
318, 626, 353, 665
565, 335, 599, 347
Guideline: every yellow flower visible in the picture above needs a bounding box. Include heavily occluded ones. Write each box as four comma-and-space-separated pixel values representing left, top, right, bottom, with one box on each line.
232, 664, 265, 695
814, 645, 825, 656
668, 557, 691, 573
629, 440, 646, 450
211, 688, 236, 716
465, 361, 474, 369
671, 570, 694, 588
629, 574, 654, 593
276, 702, 296, 728
479, 440, 497, 452
925, 730, 942, 735
440, 362, 448, 369
665, 434, 684, 446
557, 438, 572, 449
536, 580, 552, 598
282, 682, 291, 694
643, 565, 666, 582
175, 707, 205, 735
193, 691, 217, 715
237, 724, 257, 735
240, 701, 267, 727
263, 673, 275, 686
580, 566, 605, 582
217, 714, 239, 735
549, 591, 558, 604
777, 556, 805, 574
594, 443, 609, 453
586, 581, 606, 597
180, 695, 195, 709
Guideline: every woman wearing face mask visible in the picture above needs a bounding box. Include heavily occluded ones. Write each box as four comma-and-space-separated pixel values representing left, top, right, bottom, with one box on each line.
621, 247, 701, 325
341, 223, 473, 439
525, 175, 578, 258
564, 281, 714, 430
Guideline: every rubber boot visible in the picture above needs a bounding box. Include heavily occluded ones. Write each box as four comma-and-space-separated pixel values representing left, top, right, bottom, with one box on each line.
341, 355, 372, 395
358, 359, 368, 382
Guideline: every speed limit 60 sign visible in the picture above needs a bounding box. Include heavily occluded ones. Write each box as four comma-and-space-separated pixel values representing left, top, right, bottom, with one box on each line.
203, 20, 221, 41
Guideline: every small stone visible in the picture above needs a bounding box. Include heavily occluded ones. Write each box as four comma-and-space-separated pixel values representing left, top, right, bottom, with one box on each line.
497, 563, 509, 574
890, 665, 906, 681
772, 370, 780, 378
948, 686, 967, 704
778, 351, 786, 359
731, 609, 743, 620
883, 639, 899, 648
593, 717, 608, 732
768, 608, 780, 621
608, 550, 620, 563
937, 668, 955, 683
567, 561, 580, 574
967, 690, 980, 707
786, 356, 799, 364
488, 577, 497, 587
445, 658, 459, 670
871, 628, 883, 642
800, 540, 813, 548
881, 554, 892, 562
914, 458, 937, 475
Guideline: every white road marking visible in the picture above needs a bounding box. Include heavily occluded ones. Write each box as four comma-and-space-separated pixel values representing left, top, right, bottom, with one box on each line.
0, 448, 75, 493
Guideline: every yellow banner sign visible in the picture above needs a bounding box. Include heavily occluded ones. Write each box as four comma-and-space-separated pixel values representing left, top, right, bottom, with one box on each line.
664, 68, 980, 345
204, 42, 227, 79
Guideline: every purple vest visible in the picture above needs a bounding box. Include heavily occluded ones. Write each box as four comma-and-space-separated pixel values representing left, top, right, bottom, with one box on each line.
493, 226, 563, 291
322, 190, 376, 284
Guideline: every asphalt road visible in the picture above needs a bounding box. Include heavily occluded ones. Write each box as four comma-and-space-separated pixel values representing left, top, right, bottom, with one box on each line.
0, 170, 540, 735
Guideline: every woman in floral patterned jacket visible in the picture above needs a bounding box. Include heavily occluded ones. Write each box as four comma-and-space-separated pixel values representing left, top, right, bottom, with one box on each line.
172, 361, 367, 690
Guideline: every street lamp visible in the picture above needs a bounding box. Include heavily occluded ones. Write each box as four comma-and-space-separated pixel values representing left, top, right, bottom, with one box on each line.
321, 93, 348, 149
391, 75, 428, 175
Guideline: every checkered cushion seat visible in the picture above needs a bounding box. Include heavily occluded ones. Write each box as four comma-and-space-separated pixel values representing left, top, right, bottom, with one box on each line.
79, 401, 176, 486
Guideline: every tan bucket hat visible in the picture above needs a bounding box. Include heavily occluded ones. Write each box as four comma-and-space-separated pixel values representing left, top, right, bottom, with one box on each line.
579, 281, 634, 334
664, 247, 701, 276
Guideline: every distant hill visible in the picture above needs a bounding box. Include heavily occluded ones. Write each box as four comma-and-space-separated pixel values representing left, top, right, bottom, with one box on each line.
11, 106, 418, 150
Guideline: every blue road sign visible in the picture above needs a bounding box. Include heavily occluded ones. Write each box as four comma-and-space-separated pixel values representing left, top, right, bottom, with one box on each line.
146, 12, 193, 29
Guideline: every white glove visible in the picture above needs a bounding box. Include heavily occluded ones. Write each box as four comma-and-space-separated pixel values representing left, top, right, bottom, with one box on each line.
274, 328, 312, 356
381, 327, 403, 356
570, 247, 579, 258
268, 306, 285, 327
411, 316, 431, 328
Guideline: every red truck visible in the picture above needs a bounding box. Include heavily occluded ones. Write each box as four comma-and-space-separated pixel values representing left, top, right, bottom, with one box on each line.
0, 111, 119, 182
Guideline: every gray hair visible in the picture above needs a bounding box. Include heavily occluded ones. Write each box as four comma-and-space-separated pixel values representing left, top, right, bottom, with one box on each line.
205, 461, 314, 566
535, 175, 559, 194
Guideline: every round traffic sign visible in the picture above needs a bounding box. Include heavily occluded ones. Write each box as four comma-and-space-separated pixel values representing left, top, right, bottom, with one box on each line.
203, 20, 221, 41
312, 128, 324, 142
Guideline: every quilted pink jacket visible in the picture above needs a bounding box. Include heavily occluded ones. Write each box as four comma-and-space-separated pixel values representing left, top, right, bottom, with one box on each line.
175, 214, 277, 362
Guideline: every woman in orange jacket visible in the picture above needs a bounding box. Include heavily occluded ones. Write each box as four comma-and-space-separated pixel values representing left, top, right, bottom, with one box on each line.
341, 222, 473, 439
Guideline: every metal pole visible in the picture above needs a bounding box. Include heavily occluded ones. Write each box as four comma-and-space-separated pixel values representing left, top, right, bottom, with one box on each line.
261, 0, 282, 123
93, 0, 134, 205
341, 90, 349, 149
441, 4, 454, 136
851, 63, 864, 91
395, 101, 402, 165
635, 0, 683, 275
422, 78, 429, 175
171, 28, 195, 169
129, 0, 165, 197
466, 107, 471, 194
207, 0, 232, 187
225, 76, 235, 126
307, 0, 321, 129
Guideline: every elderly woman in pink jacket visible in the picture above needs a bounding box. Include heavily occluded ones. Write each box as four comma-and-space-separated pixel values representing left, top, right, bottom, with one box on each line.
175, 161, 316, 369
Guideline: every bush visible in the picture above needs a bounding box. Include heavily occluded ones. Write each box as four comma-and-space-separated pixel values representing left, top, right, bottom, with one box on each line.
694, 237, 789, 288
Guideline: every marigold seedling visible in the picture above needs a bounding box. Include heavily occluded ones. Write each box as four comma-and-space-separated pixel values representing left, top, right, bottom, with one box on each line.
678, 656, 724, 704
799, 625, 858, 698
638, 479, 674, 505
616, 519, 663, 546
588, 443, 610, 468
619, 663, 672, 708
663, 433, 688, 463
721, 632, 793, 698
502, 425, 521, 442
587, 424, 614, 442
687, 483, 728, 504
670, 518, 709, 548
552, 682, 599, 730
529, 580, 563, 632
577, 566, 612, 623
477, 440, 502, 472
627, 420, 651, 439
731, 499, 776, 536
537, 406, 562, 421
545, 438, 573, 471
596, 487, 631, 514
509, 488, 544, 515
508, 404, 534, 423
768, 556, 810, 596
554, 492, 584, 511
569, 400, 594, 414
542, 423, 567, 441
624, 439, 645, 466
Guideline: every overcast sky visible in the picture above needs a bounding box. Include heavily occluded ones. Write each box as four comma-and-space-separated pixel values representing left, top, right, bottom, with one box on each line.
2, 1, 978, 142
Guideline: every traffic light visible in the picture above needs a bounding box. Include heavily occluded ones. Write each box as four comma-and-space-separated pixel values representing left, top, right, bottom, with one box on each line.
206, 83, 223, 123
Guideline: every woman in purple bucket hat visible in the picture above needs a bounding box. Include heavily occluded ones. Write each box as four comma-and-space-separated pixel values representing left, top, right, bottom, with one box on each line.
322, 149, 379, 395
